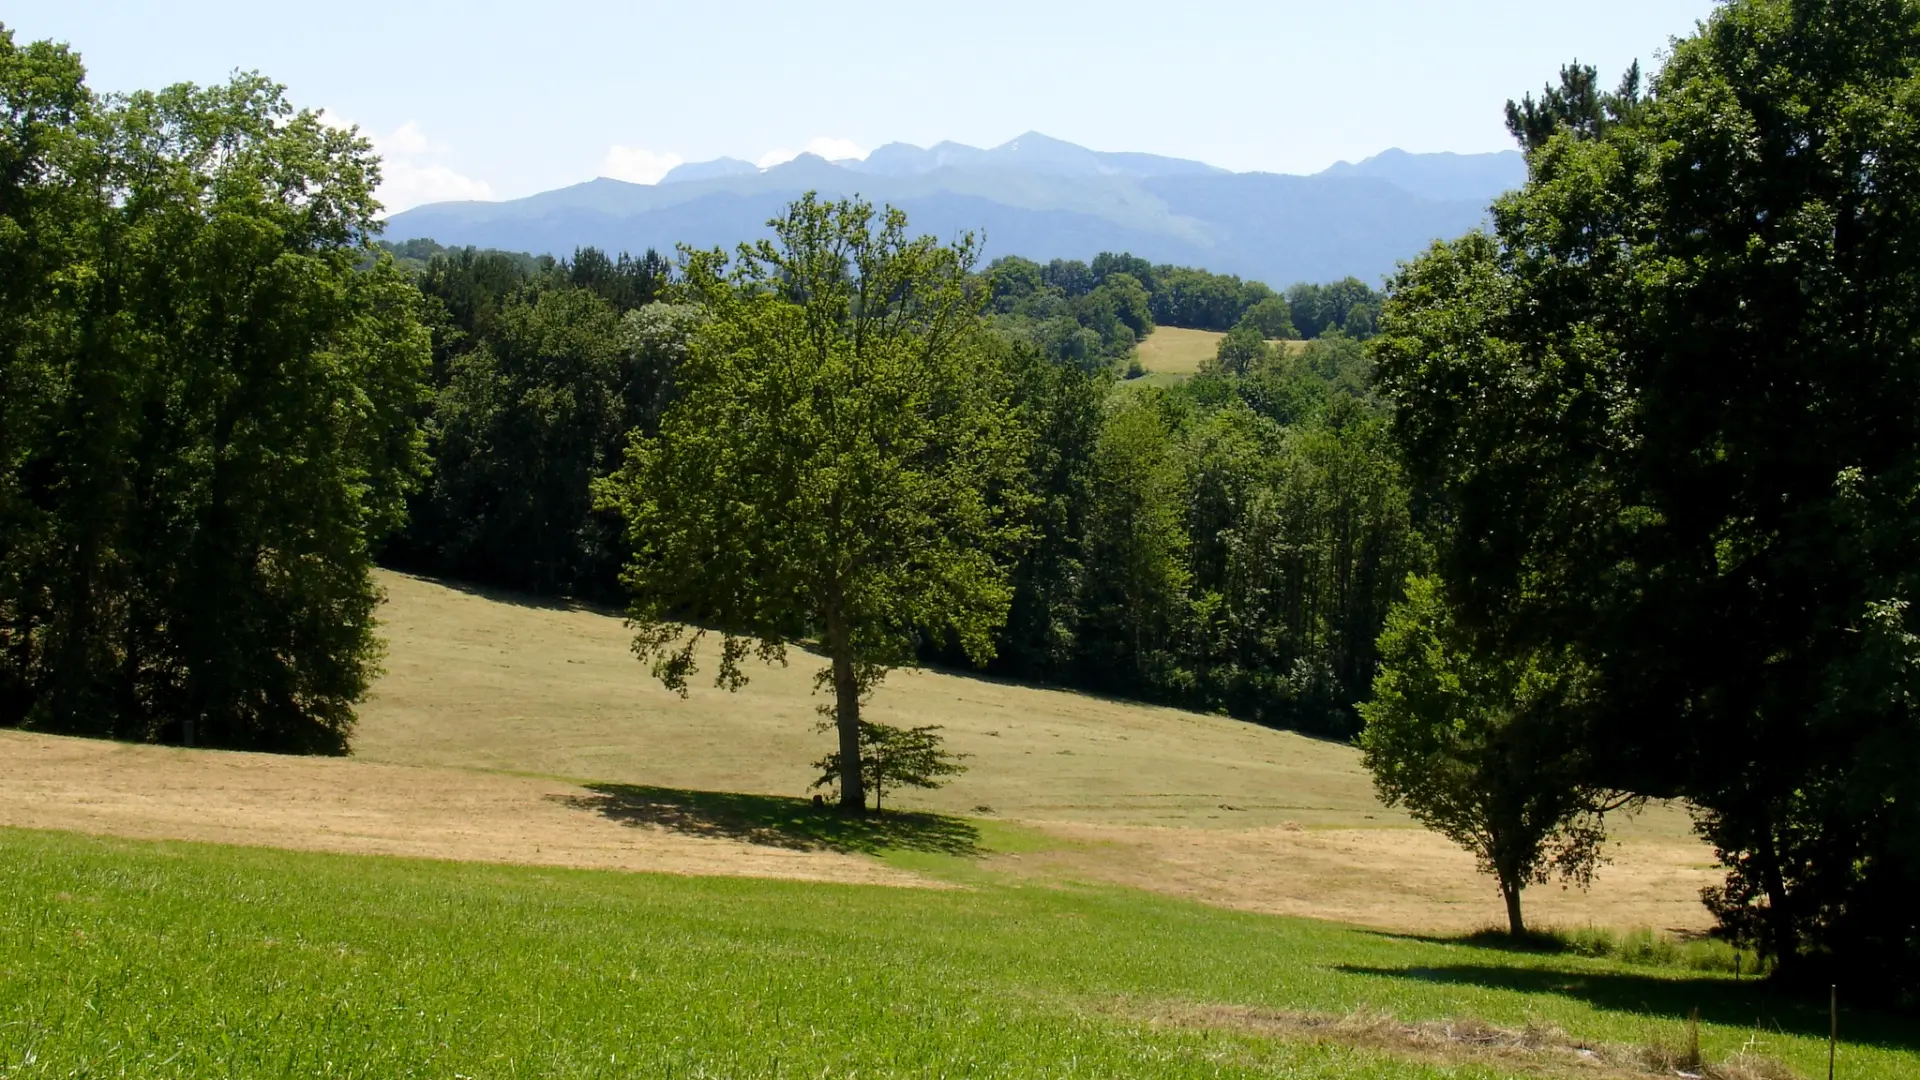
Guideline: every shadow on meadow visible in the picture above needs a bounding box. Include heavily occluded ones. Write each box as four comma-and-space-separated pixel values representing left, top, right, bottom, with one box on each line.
560, 784, 982, 858
1334, 959, 1920, 1055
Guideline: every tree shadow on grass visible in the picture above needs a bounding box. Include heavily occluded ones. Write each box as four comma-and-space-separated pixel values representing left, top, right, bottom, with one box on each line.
1333, 961, 1920, 1055
559, 784, 981, 858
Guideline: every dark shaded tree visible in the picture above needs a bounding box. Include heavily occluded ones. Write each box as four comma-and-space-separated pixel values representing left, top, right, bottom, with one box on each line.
0, 35, 429, 752
1375, 0, 1920, 990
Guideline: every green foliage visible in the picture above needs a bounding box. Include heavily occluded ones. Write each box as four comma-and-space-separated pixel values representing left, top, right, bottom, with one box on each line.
1078, 393, 1195, 694
991, 341, 1111, 680
1360, 577, 1629, 935
599, 195, 1031, 810
1211, 322, 1272, 375
811, 721, 968, 812
1287, 278, 1381, 339
1503, 59, 1643, 153
986, 253, 1302, 374
1374, 0, 1920, 991
381, 243, 675, 598
0, 29, 429, 751
1238, 295, 1298, 339
976, 360, 1421, 735
419, 286, 623, 592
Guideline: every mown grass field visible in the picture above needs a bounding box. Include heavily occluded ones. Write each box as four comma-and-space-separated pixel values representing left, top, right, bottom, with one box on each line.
3, 572, 1913, 1077
342, 570, 1713, 934
0, 570, 1717, 935
3, 828, 1913, 1079
1135, 326, 1226, 376
1132, 327, 1307, 381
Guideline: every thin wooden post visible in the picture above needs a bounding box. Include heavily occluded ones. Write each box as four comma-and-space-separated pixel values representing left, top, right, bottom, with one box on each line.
1829, 984, 1837, 1080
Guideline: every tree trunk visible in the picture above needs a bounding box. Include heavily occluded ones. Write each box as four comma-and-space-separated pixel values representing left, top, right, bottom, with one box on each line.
827, 611, 866, 814
1501, 877, 1526, 937
1755, 821, 1795, 973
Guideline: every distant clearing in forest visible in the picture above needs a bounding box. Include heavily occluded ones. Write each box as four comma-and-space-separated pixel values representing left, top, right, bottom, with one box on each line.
1134, 326, 1308, 379
1135, 326, 1223, 376
0, 571, 1715, 935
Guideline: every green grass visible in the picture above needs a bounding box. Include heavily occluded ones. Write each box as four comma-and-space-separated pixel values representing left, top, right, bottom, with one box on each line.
3, 829, 1914, 1079
1458, 925, 1770, 977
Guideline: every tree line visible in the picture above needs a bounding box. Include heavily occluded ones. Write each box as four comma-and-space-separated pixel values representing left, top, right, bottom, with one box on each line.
984, 251, 1380, 373
360, 234, 1411, 736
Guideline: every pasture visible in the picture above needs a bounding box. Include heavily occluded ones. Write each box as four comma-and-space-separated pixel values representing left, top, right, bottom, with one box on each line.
4, 827, 1913, 1079
4, 571, 1911, 1077
2, 571, 1714, 935
1133, 326, 1309, 381
1135, 326, 1225, 377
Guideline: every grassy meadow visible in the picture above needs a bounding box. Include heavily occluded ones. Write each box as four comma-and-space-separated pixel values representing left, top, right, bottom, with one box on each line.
1134, 326, 1225, 377
345, 570, 1713, 934
4, 572, 1905, 1078
1131, 327, 1308, 382
5, 826, 1914, 1080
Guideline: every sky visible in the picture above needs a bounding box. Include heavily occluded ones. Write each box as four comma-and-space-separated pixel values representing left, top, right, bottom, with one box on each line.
6, 0, 1720, 213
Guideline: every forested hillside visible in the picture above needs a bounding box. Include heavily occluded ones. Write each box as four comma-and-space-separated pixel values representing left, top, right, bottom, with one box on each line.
376, 235, 1404, 735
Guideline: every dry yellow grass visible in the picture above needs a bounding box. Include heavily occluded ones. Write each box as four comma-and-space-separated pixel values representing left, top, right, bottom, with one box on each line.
358, 572, 1407, 830
1134, 326, 1225, 375
0, 728, 928, 888
1133, 327, 1310, 379
349, 571, 1714, 932
0, 570, 1719, 933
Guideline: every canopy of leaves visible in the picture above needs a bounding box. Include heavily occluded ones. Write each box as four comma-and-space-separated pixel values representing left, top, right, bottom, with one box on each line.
0, 28, 429, 751
599, 195, 1032, 807
1374, 0, 1920, 989
1360, 577, 1628, 934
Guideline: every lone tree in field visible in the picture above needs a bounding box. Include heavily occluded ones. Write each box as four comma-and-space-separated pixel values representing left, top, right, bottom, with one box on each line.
599, 194, 1030, 813
1359, 577, 1634, 935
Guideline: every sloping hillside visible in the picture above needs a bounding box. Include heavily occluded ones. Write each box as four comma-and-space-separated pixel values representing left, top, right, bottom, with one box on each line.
0, 570, 1715, 934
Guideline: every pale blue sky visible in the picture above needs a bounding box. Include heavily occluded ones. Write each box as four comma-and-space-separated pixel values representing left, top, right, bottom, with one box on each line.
7, 0, 1718, 212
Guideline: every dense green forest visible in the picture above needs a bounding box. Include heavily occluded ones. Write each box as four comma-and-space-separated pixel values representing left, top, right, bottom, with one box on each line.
372, 236, 1405, 735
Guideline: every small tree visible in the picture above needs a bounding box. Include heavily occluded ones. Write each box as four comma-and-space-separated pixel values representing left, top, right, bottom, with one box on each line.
598, 194, 1031, 813
812, 722, 967, 812
1359, 576, 1634, 935
1239, 296, 1298, 340
1211, 322, 1272, 376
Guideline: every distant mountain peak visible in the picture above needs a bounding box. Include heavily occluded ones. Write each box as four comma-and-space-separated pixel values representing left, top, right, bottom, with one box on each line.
997, 130, 1070, 149
1314, 147, 1525, 203
659, 156, 759, 185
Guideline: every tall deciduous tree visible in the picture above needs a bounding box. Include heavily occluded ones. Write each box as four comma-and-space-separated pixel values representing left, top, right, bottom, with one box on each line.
0, 31, 430, 751
599, 195, 1030, 812
1375, 0, 1920, 986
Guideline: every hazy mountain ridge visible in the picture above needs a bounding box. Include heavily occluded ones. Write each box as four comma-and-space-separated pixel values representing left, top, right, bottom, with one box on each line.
385, 134, 1524, 286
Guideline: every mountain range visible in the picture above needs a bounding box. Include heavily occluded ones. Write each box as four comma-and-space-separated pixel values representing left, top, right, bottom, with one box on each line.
382, 133, 1525, 287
